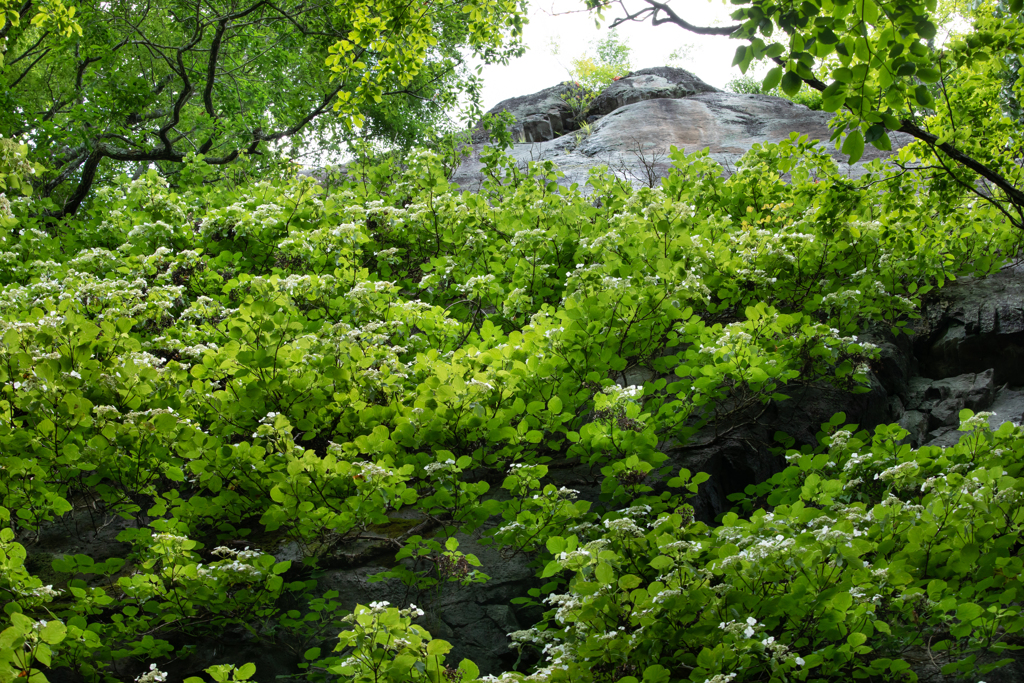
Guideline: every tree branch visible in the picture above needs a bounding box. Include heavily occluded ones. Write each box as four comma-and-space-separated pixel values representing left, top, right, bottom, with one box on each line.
774, 56, 1024, 218
608, 0, 741, 35
203, 18, 230, 118
8, 48, 51, 89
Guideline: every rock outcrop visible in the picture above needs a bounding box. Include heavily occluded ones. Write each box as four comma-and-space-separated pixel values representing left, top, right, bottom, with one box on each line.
584, 66, 718, 118
31, 69, 1024, 683
914, 263, 1024, 385
473, 67, 720, 145
455, 66, 912, 191
472, 82, 579, 144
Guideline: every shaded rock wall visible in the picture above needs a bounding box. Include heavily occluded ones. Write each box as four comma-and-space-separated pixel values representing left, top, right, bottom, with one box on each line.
915, 263, 1024, 385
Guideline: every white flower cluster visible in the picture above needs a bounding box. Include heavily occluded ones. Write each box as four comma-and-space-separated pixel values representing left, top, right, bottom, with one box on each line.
959, 411, 995, 432
703, 674, 737, 683
719, 534, 795, 566
354, 462, 394, 481
720, 616, 760, 639
602, 517, 644, 537
555, 548, 596, 569
543, 593, 582, 625
197, 561, 265, 581
821, 288, 863, 309
873, 461, 919, 486
21, 584, 62, 599
211, 546, 263, 561
152, 532, 191, 547
135, 664, 169, 683
829, 430, 852, 451
93, 405, 121, 420
425, 459, 457, 475
403, 603, 425, 618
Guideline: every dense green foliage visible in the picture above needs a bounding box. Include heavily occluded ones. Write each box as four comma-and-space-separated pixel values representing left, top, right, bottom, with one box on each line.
0, 110, 1022, 682
590, 0, 1024, 234
724, 73, 823, 110
2, 1, 1024, 677
0, 0, 527, 215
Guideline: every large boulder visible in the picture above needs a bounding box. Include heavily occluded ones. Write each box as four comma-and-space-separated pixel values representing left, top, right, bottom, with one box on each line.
455, 72, 912, 191
474, 67, 718, 145
316, 530, 537, 676
472, 82, 578, 144
914, 263, 1024, 385
584, 66, 718, 118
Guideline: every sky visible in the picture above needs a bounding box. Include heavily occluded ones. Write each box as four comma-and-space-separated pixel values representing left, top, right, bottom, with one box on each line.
474, 0, 752, 112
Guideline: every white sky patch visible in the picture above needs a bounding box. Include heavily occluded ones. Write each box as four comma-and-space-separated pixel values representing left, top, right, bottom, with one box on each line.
475, 0, 748, 111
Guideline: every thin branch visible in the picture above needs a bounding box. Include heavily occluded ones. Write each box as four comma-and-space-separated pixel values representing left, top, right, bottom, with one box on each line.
608, 0, 741, 35
776, 55, 1024, 217
9, 48, 52, 89
8, 31, 49, 65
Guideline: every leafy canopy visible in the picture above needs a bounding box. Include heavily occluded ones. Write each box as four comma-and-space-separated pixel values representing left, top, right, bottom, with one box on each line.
588, 0, 1024, 232
0, 0, 527, 216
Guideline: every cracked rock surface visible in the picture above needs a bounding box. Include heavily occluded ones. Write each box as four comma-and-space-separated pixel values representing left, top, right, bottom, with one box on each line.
455, 67, 912, 191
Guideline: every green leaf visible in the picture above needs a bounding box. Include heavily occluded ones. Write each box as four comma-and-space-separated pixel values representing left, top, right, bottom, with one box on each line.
236, 663, 257, 680
392, 655, 417, 675
541, 561, 561, 578
426, 639, 453, 656
956, 602, 984, 622
459, 659, 480, 681
39, 620, 66, 644
822, 94, 846, 112
618, 574, 642, 590
915, 84, 934, 107
762, 67, 783, 92
781, 71, 802, 97
648, 555, 674, 570
732, 44, 748, 67
842, 129, 865, 164
643, 664, 670, 683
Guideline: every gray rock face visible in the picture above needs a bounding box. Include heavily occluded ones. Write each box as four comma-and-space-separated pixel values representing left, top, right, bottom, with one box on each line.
894, 369, 997, 445
671, 338, 909, 522
475, 67, 718, 146
898, 410, 931, 446
915, 263, 1024, 385
925, 384, 1024, 448
473, 82, 578, 144
585, 67, 718, 117
455, 76, 912, 191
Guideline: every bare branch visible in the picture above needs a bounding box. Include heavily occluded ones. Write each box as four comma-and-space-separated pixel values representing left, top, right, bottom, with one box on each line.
608, 0, 741, 35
